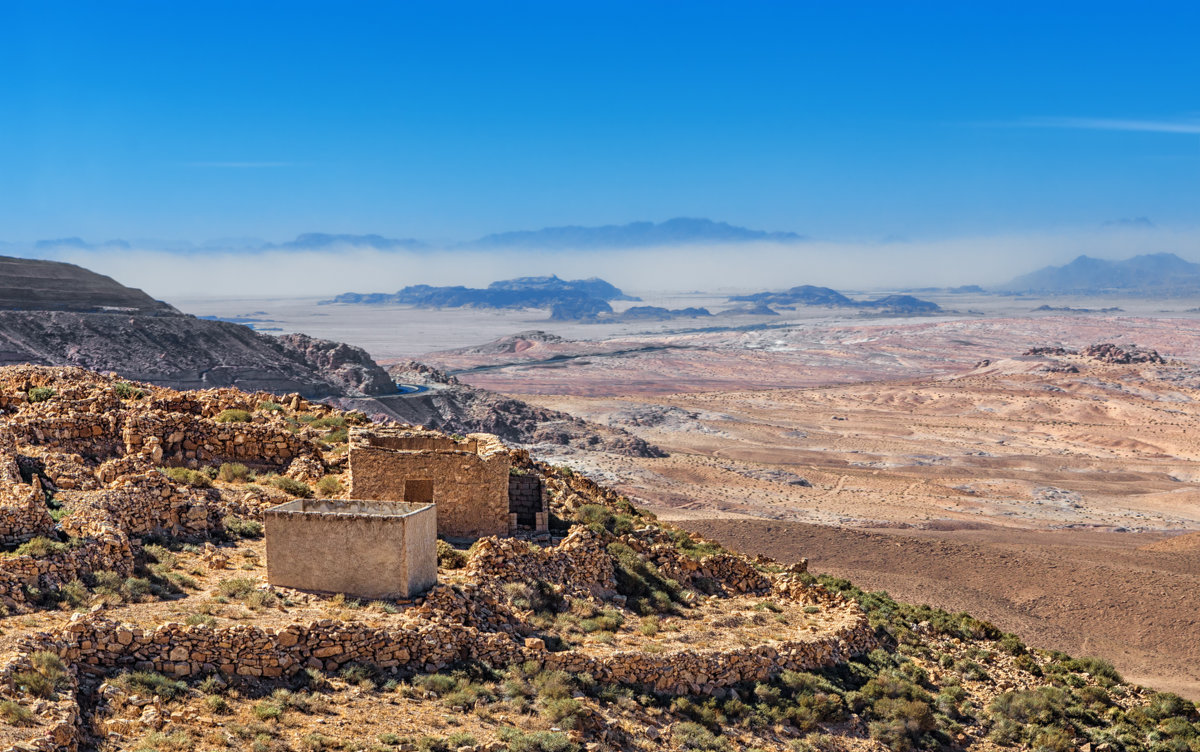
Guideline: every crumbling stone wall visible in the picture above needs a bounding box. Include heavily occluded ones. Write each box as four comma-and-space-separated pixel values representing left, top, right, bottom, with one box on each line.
348, 428, 510, 538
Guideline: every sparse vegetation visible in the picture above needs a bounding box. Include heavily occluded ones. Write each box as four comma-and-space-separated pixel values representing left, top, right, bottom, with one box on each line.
269, 475, 313, 498
113, 381, 145, 399
436, 540, 467, 569
217, 462, 253, 482
159, 466, 212, 488
215, 408, 252, 423
222, 514, 263, 539
26, 386, 54, 403
315, 474, 343, 497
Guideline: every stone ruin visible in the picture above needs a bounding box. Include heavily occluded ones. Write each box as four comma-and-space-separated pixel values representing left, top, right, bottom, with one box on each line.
346, 427, 549, 539
264, 499, 437, 600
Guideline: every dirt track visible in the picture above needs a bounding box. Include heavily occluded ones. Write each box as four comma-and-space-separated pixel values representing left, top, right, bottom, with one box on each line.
678, 518, 1200, 700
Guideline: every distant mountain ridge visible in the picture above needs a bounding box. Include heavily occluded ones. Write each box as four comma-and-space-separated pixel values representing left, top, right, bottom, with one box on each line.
730, 285, 941, 313
1000, 253, 1200, 295
325, 275, 636, 320
16, 217, 806, 254
467, 217, 807, 249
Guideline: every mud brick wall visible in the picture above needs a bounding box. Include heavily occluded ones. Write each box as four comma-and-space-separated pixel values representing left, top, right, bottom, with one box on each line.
347, 429, 511, 539
264, 499, 437, 599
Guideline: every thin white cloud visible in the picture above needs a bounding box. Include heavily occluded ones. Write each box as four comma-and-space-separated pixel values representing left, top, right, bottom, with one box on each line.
180, 162, 297, 168
1019, 117, 1200, 134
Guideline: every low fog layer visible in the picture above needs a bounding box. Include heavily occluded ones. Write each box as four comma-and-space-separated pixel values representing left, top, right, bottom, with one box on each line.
12, 226, 1200, 300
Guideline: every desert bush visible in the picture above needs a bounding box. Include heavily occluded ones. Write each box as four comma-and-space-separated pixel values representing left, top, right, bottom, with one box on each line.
437, 540, 467, 569
606, 541, 680, 614
503, 580, 563, 614
575, 504, 637, 536
13, 536, 67, 558
323, 427, 349, 444
308, 415, 346, 428
314, 474, 343, 497
186, 613, 217, 628
138, 731, 193, 751
26, 387, 54, 403
114, 670, 187, 700
113, 381, 146, 399
159, 466, 212, 489
269, 476, 313, 498
14, 651, 68, 700
222, 515, 263, 539
253, 700, 283, 720
0, 700, 33, 726
217, 462, 253, 482
673, 721, 730, 751
496, 728, 580, 752
217, 576, 276, 608
205, 694, 230, 714
215, 408, 252, 423
258, 400, 284, 412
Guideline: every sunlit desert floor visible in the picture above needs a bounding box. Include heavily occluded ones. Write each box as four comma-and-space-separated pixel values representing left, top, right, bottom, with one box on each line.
426, 315, 1200, 700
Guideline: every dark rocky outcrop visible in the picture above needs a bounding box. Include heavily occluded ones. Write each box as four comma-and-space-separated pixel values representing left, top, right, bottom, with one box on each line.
0, 256, 174, 313
0, 255, 396, 398
334, 362, 667, 458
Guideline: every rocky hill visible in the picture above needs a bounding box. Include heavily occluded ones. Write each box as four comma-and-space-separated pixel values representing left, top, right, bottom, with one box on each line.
0, 365, 1192, 752
0, 256, 396, 398
0, 256, 174, 314
334, 361, 666, 458
1001, 252, 1200, 295
729, 285, 941, 313
325, 275, 633, 321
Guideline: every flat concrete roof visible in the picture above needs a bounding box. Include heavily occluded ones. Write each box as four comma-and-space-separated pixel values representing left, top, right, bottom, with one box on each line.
265, 498, 433, 518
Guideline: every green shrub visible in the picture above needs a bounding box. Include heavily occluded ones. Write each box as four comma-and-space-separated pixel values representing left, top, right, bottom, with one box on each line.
308, 415, 346, 428
437, 540, 467, 569
575, 504, 636, 536
315, 475, 343, 497
114, 670, 187, 700
253, 700, 283, 720
222, 515, 263, 539
215, 409, 252, 423
186, 613, 217, 628
14, 651, 68, 700
673, 721, 731, 751
258, 400, 284, 412
217, 463, 253, 482
0, 699, 33, 726
205, 694, 230, 714
496, 728, 580, 752
607, 541, 680, 614
503, 580, 563, 614
323, 428, 349, 444
13, 536, 67, 558
26, 387, 54, 403
270, 476, 313, 498
159, 466, 212, 489
113, 382, 145, 400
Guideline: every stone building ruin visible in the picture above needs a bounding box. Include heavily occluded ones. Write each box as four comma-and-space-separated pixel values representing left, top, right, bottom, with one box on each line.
347, 427, 548, 538
264, 499, 437, 599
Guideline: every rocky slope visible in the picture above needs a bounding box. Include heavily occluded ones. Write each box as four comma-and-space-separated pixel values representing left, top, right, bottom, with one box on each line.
0, 255, 396, 398
0, 256, 173, 313
334, 361, 666, 458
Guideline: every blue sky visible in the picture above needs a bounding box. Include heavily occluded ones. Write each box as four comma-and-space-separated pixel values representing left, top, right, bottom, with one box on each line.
2, 1, 1198, 244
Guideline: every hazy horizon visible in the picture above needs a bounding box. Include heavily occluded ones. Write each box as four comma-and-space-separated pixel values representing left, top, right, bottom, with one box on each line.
6, 222, 1198, 299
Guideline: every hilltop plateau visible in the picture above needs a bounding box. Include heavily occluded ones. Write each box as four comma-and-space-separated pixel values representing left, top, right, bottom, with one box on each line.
0, 365, 1193, 752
